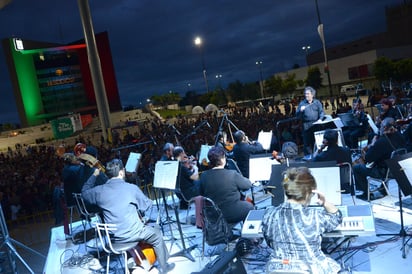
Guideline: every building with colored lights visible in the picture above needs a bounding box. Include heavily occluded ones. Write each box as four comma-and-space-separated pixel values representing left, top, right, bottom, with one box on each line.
2, 31, 121, 127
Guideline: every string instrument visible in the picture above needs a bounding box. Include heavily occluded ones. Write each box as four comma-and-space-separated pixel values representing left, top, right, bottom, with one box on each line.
183, 155, 197, 169
74, 143, 106, 172
396, 116, 412, 126
77, 153, 106, 172
55, 145, 66, 157
224, 142, 235, 151
127, 242, 156, 271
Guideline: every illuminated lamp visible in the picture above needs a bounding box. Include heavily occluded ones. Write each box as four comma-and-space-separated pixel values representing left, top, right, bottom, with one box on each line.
55, 69, 64, 76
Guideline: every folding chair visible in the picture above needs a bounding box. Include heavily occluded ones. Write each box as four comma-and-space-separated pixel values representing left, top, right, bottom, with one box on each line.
72, 193, 100, 256
339, 162, 356, 205
366, 148, 407, 202
95, 223, 140, 274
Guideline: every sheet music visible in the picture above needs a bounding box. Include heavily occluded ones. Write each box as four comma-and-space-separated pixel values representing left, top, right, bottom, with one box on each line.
153, 161, 179, 189
309, 166, 341, 206
366, 114, 379, 135
399, 158, 412, 185
198, 144, 212, 165
257, 131, 272, 150
314, 128, 345, 149
125, 152, 141, 173
249, 156, 280, 182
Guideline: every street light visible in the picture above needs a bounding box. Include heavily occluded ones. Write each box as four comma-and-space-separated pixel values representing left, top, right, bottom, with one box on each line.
216, 74, 222, 89
256, 61, 264, 98
314, 0, 333, 96
302, 45, 311, 55
194, 36, 209, 93
302, 45, 311, 66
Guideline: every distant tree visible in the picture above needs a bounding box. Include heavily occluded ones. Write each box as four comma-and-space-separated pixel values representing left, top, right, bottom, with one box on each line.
292, 64, 300, 69
373, 56, 395, 82
305, 66, 322, 89
281, 73, 298, 95
394, 58, 412, 83
265, 75, 283, 97
180, 90, 199, 106
226, 80, 244, 102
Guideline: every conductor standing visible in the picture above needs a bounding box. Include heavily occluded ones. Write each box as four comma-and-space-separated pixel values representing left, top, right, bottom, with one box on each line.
296, 86, 325, 158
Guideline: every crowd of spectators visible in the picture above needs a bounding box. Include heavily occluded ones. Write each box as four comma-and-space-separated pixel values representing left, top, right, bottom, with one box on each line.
0, 95, 368, 224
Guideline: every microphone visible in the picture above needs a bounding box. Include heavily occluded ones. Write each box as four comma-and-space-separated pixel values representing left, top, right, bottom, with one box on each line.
150, 135, 157, 146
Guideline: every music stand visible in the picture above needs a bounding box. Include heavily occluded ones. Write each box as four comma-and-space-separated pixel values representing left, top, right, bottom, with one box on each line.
257, 130, 273, 151
0, 205, 45, 273
268, 161, 341, 206
382, 152, 412, 258
153, 161, 197, 262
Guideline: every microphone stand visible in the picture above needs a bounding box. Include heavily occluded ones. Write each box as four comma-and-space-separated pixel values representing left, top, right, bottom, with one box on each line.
214, 111, 239, 146
180, 120, 211, 144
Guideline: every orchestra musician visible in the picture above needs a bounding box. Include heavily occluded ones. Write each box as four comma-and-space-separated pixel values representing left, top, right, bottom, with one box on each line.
353, 117, 406, 200
296, 86, 325, 157
173, 146, 200, 209
232, 130, 264, 178
262, 167, 343, 274
200, 146, 253, 224
81, 159, 175, 274
374, 98, 400, 128
160, 142, 174, 161
312, 129, 352, 193
402, 121, 412, 152
62, 144, 107, 216
342, 98, 369, 149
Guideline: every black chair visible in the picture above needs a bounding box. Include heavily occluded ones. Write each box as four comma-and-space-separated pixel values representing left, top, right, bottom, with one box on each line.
339, 162, 356, 205
366, 148, 408, 202
200, 197, 239, 258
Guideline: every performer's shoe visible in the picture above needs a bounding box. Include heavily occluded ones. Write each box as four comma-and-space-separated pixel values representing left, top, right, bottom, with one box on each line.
159, 262, 175, 274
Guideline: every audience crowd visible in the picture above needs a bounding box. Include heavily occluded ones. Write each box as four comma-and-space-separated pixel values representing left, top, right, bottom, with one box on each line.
0, 93, 409, 223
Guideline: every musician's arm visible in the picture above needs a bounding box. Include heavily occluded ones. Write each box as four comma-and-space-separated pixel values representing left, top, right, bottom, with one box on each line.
234, 172, 253, 191
81, 168, 99, 204
134, 186, 153, 212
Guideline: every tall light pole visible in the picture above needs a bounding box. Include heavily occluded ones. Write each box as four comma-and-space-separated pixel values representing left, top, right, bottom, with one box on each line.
194, 36, 209, 93
77, 0, 112, 142
256, 61, 264, 98
302, 45, 311, 66
315, 0, 333, 96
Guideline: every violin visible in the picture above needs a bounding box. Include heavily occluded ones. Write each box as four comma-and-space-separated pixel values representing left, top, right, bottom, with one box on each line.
183, 155, 197, 169
396, 117, 412, 126
224, 142, 235, 151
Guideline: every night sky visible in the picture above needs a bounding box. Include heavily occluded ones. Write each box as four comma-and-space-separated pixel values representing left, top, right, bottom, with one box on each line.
0, 0, 403, 124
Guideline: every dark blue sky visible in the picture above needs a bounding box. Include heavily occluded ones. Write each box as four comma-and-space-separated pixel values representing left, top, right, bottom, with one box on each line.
0, 0, 403, 124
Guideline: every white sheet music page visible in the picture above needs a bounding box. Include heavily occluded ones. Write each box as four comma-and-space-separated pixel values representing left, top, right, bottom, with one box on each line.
399, 158, 412, 185
257, 131, 272, 150
198, 144, 212, 165
125, 152, 141, 173
153, 161, 179, 189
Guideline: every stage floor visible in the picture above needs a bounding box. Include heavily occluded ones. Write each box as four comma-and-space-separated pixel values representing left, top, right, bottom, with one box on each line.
3, 181, 412, 274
